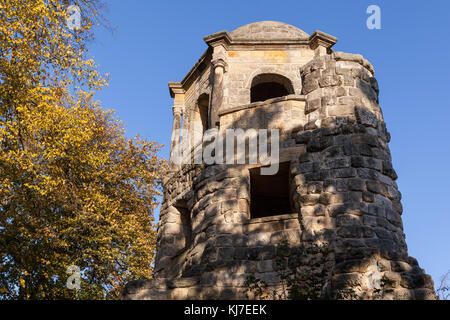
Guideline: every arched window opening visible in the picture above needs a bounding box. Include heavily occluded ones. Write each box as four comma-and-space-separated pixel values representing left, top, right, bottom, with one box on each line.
250, 73, 294, 103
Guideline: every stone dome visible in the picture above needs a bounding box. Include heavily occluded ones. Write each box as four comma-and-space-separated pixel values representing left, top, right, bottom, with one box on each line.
230, 21, 309, 40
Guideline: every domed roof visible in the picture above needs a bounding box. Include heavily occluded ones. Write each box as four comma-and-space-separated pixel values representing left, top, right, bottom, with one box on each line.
230, 21, 309, 40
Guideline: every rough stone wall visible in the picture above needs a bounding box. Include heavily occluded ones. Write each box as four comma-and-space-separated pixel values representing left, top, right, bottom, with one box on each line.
143, 163, 304, 299
123, 50, 436, 300
290, 52, 435, 299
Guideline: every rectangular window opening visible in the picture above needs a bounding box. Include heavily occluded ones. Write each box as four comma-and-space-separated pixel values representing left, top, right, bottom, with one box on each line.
174, 202, 192, 251
249, 162, 293, 219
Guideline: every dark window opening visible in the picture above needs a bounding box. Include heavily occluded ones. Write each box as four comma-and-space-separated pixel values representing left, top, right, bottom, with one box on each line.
250, 73, 294, 103
249, 162, 292, 219
175, 202, 192, 250
251, 82, 289, 103
198, 94, 209, 132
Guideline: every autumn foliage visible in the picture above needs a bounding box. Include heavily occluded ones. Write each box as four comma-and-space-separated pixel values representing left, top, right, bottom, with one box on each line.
0, 0, 166, 299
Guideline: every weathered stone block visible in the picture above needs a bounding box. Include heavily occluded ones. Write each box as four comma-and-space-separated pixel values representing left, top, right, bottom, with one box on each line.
270, 229, 301, 244
366, 180, 388, 196
348, 178, 365, 191
218, 247, 234, 261
351, 134, 378, 147
215, 235, 233, 247
257, 260, 274, 273
327, 104, 355, 117
303, 77, 319, 94
414, 288, 437, 300
336, 214, 363, 227
319, 75, 341, 87
307, 181, 323, 194
247, 232, 271, 246
306, 135, 334, 152
337, 225, 367, 238
323, 158, 351, 169
330, 168, 357, 178
204, 203, 220, 218
169, 288, 189, 300
355, 106, 378, 128
324, 178, 348, 193
332, 273, 365, 289
306, 98, 321, 114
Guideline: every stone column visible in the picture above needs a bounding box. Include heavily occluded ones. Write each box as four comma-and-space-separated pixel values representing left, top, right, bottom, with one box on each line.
169, 105, 183, 166
203, 31, 231, 129
210, 58, 227, 128
168, 82, 185, 167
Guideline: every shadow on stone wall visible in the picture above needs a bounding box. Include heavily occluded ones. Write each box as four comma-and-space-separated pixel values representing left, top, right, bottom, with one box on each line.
122, 52, 436, 300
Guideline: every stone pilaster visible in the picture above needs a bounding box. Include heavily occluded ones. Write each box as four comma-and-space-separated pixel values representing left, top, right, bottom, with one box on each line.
169, 105, 183, 165
309, 31, 337, 57
168, 82, 185, 167
210, 58, 227, 128
203, 31, 230, 128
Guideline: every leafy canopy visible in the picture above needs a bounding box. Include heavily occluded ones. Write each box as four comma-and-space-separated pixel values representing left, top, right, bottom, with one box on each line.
0, 0, 166, 299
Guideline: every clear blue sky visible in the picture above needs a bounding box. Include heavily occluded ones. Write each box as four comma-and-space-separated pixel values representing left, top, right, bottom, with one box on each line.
89, 0, 450, 288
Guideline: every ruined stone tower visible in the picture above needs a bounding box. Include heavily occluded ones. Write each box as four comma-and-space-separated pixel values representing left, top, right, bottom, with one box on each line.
123, 21, 436, 300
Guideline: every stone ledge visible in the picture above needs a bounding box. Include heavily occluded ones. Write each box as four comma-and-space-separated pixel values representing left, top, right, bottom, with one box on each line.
219, 94, 306, 116
245, 213, 298, 224
166, 277, 201, 289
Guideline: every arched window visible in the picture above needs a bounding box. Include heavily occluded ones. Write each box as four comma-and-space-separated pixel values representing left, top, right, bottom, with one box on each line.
250, 73, 294, 103
191, 94, 210, 151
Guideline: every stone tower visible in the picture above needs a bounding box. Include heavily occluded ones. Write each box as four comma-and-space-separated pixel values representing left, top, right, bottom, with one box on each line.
123, 21, 436, 300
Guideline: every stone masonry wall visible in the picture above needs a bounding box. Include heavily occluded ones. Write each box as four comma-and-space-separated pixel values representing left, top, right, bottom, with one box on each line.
288, 52, 435, 299
122, 51, 436, 300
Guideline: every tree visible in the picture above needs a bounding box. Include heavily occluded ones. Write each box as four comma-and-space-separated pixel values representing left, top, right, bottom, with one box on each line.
0, 0, 166, 299
437, 270, 450, 300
